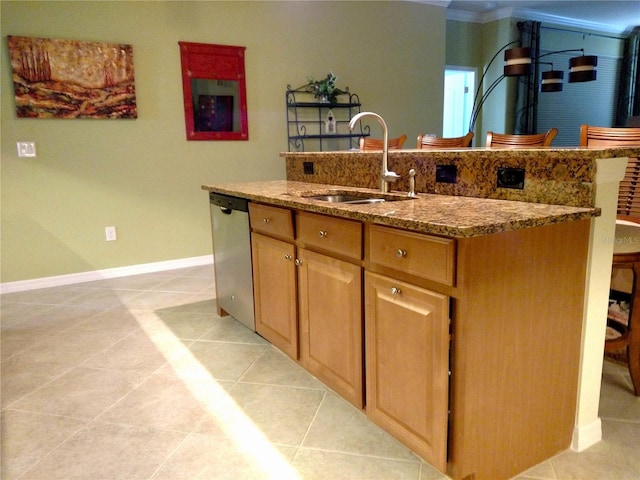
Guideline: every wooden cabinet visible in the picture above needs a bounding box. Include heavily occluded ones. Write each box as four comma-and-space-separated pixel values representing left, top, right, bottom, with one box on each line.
251, 232, 298, 359
296, 211, 364, 408
365, 225, 453, 471
245, 200, 591, 480
298, 248, 363, 407
249, 205, 365, 407
249, 203, 298, 359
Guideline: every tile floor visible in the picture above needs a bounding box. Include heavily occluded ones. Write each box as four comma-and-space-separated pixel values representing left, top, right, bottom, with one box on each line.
1, 264, 639, 480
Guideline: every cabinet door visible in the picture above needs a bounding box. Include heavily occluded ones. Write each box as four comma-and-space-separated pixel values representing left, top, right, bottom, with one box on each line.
251, 233, 298, 359
298, 248, 363, 408
364, 271, 450, 471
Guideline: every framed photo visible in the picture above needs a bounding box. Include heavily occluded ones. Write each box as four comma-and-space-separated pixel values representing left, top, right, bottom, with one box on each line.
7, 35, 137, 119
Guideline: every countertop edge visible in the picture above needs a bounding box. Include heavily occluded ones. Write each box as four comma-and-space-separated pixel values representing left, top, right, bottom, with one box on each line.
202, 181, 599, 238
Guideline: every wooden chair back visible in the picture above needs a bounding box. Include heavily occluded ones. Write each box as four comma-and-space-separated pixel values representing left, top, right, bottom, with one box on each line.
579, 124, 640, 148
416, 132, 473, 149
359, 134, 407, 151
486, 128, 558, 148
617, 158, 640, 217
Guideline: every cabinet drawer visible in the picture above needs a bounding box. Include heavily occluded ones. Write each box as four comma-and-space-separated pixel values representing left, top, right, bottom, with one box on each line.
249, 203, 294, 240
297, 211, 362, 260
368, 225, 455, 286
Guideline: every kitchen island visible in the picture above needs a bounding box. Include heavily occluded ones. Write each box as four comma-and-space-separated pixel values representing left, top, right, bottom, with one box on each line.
202, 147, 637, 480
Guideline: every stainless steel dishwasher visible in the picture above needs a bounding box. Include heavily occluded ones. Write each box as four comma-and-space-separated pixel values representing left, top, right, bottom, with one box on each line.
209, 192, 255, 331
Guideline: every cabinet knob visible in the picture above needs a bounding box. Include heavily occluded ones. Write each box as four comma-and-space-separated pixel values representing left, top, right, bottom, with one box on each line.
396, 249, 407, 258
294, 258, 302, 266
391, 287, 402, 295
284, 254, 292, 261
263, 218, 270, 224
319, 230, 328, 238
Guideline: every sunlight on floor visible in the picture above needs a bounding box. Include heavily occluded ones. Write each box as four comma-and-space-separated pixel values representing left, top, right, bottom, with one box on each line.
135, 309, 302, 480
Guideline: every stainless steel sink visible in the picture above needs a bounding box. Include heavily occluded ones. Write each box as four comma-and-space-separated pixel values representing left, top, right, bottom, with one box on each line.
306, 194, 386, 204
294, 190, 415, 205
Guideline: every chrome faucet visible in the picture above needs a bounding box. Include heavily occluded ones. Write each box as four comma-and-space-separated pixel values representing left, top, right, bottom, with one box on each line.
349, 112, 400, 193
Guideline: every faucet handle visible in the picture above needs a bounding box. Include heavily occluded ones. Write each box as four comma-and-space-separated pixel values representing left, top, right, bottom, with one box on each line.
408, 168, 417, 197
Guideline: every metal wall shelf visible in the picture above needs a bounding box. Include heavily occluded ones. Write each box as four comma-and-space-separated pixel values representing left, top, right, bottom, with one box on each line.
286, 85, 369, 152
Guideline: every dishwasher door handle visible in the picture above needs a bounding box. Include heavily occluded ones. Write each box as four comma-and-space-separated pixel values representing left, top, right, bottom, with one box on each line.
220, 206, 233, 215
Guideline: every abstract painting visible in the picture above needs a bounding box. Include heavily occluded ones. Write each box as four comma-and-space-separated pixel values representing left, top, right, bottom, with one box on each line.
7, 36, 137, 119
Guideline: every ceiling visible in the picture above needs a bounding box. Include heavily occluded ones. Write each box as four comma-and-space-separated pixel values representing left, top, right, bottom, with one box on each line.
445, 1, 640, 34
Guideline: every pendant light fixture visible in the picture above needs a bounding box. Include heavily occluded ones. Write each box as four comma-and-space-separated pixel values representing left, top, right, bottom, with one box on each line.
541, 69, 564, 92
569, 54, 598, 82
504, 47, 532, 76
469, 42, 598, 132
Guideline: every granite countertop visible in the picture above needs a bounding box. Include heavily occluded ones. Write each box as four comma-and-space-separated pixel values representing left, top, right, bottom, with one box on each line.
202, 180, 598, 238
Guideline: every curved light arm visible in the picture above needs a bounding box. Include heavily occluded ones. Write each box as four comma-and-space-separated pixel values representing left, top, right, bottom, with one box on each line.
469, 40, 520, 133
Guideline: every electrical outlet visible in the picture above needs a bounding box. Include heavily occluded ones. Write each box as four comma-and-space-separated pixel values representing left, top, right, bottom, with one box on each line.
497, 167, 525, 189
303, 162, 314, 174
436, 164, 457, 183
17, 142, 36, 158
105, 226, 117, 241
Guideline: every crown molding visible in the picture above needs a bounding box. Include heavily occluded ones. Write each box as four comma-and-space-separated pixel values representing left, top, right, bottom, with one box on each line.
446, 5, 629, 34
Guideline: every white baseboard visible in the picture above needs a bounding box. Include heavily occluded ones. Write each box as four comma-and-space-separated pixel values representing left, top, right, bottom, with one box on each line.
571, 418, 602, 452
0, 255, 214, 294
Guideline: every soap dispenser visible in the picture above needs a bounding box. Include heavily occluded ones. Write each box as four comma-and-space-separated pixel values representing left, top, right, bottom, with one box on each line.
325, 109, 336, 134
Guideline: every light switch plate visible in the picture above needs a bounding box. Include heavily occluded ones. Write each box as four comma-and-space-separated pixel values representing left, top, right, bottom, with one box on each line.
17, 142, 36, 158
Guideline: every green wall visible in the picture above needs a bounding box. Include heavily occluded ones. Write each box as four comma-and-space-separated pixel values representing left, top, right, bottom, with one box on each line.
1, 1, 446, 283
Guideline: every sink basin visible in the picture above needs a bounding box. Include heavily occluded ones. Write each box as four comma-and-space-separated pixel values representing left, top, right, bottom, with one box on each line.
306, 194, 386, 204
299, 190, 414, 205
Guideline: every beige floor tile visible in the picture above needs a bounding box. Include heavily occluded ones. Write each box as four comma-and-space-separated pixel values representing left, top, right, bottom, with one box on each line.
512, 459, 556, 480
64, 287, 144, 309
12, 315, 141, 366
84, 272, 175, 290
0, 328, 50, 361
548, 419, 640, 479
123, 290, 201, 310
239, 347, 326, 389
176, 340, 269, 381
1, 356, 71, 408
153, 310, 226, 341
18, 421, 186, 480
2, 265, 638, 480
196, 314, 269, 344
161, 296, 219, 314
152, 432, 299, 480
98, 372, 209, 432
191, 379, 239, 437
599, 382, 640, 422
303, 391, 418, 461
0, 302, 57, 327
7, 303, 103, 331
419, 462, 451, 480
80, 328, 172, 373
0, 409, 89, 480
11, 366, 148, 419
153, 275, 215, 293
0, 285, 88, 305
291, 449, 421, 480
228, 382, 325, 446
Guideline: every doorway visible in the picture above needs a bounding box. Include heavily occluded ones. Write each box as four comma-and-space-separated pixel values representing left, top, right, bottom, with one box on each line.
443, 67, 475, 138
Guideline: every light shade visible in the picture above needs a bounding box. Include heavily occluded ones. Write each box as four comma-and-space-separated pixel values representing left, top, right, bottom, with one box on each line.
504, 47, 532, 76
569, 55, 597, 83
541, 70, 564, 92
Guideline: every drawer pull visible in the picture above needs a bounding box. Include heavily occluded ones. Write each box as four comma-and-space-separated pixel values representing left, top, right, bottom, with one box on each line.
391, 287, 402, 295
262, 217, 270, 224
396, 249, 407, 258
319, 230, 328, 238
294, 258, 303, 266
284, 254, 292, 261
